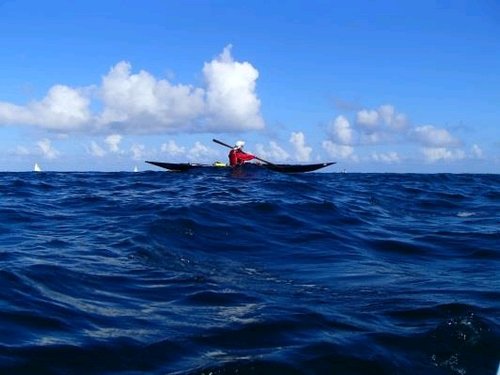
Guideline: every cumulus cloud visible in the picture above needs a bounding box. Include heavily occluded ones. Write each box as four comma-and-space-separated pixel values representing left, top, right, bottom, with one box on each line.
371, 151, 401, 163
413, 125, 459, 147
378, 105, 395, 127
356, 109, 379, 128
255, 141, 290, 161
203, 45, 264, 131
323, 116, 358, 160
360, 132, 385, 145
378, 105, 407, 130
32, 86, 91, 130
329, 115, 356, 145
158, 140, 218, 161
324, 103, 477, 165
0, 46, 264, 135
289, 132, 312, 162
105, 134, 122, 152
186, 141, 218, 161
98, 61, 205, 132
130, 144, 146, 160
85, 135, 122, 157
355, 105, 408, 131
421, 147, 465, 162
37, 138, 60, 159
0, 85, 91, 131
98, 45, 263, 133
161, 140, 186, 156
470, 144, 483, 159
322, 140, 356, 160
88, 141, 106, 157
353, 105, 408, 144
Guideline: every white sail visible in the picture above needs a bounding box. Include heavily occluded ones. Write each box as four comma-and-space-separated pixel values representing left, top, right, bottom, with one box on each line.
34, 163, 42, 172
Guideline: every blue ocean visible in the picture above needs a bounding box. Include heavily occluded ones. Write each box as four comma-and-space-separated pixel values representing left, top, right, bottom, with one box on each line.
0, 170, 498, 375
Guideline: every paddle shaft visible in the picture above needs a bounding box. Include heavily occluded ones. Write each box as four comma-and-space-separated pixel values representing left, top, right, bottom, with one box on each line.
212, 139, 274, 165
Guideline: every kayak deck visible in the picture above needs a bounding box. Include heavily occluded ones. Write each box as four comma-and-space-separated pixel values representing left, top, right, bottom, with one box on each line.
145, 161, 335, 173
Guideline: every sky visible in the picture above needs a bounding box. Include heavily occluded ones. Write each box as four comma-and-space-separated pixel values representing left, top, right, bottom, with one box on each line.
0, 0, 499, 172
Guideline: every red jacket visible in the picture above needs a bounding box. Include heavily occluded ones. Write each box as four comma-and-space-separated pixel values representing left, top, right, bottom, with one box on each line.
229, 148, 255, 166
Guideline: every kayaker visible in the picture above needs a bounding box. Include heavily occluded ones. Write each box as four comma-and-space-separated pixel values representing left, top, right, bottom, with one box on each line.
228, 141, 255, 166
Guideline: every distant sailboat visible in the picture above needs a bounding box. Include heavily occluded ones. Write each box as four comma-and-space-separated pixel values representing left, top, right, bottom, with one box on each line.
133, 166, 139, 172
34, 163, 42, 172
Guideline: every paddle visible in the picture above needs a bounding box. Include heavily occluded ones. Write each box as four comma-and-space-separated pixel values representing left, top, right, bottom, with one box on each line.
212, 139, 275, 165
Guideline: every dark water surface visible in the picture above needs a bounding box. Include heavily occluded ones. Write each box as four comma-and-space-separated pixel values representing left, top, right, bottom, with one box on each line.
0, 170, 498, 374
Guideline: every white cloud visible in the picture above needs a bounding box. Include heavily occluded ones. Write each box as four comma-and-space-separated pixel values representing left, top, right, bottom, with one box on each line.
0, 85, 91, 131
37, 138, 60, 159
88, 141, 106, 157
322, 140, 356, 160
325, 103, 473, 166
0, 46, 264, 135
33, 86, 91, 130
353, 105, 408, 145
105, 134, 122, 152
0, 102, 30, 125
329, 115, 355, 145
161, 140, 186, 156
413, 125, 459, 147
130, 144, 145, 160
203, 45, 264, 131
421, 147, 465, 162
378, 105, 395, 126
377, 104, 407, 130
361, 131, 387, 145
470, 144, 483, 159
356, 109, 379, 128
289, 132, 312, 162
392, 113, 408, 130
255, 141, 290, 161
371, 151, 401, 163
186, 141, 218, 161
98, 61, 205, 132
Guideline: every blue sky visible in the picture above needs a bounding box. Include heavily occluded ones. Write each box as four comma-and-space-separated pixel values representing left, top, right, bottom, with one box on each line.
0, 0, 498, 172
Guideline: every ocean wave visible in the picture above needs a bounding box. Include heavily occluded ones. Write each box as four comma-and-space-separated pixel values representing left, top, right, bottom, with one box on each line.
0, 172, 498, 374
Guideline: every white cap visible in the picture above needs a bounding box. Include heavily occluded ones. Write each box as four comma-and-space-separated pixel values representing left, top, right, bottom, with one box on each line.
235, 140, 245, 148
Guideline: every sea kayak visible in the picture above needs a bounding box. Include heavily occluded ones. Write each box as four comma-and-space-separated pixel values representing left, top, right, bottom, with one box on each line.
145, 161, 335, 173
